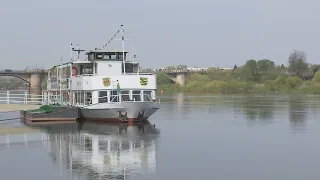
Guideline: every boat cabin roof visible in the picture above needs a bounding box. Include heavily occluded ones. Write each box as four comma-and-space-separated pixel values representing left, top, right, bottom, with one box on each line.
86, 49, 131, 62
86, 50, 128, 55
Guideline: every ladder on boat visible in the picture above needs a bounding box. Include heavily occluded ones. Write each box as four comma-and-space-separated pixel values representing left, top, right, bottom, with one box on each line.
111, 80, 120, 102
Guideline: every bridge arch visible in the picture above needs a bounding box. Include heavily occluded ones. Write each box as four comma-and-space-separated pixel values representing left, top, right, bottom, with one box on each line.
0, 73, 43, 95
0, 74, 30, 84
0, 74, 30, 91
0, 69, 47, 103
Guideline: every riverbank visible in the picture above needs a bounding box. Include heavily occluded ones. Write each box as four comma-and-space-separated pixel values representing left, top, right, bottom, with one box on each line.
0, 126, 41, 134
156, 71, 320, 95
0, 104, 41, 112
156, 85, 320, 95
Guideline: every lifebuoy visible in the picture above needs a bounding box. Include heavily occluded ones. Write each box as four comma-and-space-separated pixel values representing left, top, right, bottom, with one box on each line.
72, 67, 78, 76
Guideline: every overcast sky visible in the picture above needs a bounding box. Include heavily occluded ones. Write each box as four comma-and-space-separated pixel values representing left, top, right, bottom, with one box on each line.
1, 0, 320, 69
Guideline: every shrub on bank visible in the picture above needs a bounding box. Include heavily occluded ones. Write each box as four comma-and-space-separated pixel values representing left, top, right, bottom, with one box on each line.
156, 72, 320, 94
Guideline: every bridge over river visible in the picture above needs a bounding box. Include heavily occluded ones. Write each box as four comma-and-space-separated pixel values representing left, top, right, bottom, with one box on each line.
0, 69, 47, 97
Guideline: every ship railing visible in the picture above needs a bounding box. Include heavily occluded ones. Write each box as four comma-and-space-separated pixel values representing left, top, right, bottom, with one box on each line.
89, 95, 119, 104
46, 95, 64, 105
88, 94, 160, 104
143, 94, 161, 103
73, 74, 94, 77
73, 73, 155, 77
125, 73, 155, 75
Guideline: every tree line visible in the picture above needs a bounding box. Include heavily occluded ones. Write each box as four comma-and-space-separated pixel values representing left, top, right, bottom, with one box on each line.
156, 50, 320, 94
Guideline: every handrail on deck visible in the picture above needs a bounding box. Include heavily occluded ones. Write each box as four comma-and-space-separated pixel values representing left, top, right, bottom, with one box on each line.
73, 72, 155, 77
88, 93, 160, 105
0, 90, 161, 106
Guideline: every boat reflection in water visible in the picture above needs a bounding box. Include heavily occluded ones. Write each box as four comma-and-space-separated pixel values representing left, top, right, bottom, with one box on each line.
27, 121, 160, 179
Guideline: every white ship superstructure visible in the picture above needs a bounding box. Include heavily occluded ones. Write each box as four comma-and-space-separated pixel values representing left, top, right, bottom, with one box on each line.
43, 25, 160, 123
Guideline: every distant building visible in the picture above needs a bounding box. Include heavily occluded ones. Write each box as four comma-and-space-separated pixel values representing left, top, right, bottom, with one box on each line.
186, 67, 208, 71
219, 67, 233, 70
152, 66, 234, 72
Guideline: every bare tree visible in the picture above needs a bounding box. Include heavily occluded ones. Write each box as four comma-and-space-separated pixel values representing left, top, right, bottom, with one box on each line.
288, 50, 308, 77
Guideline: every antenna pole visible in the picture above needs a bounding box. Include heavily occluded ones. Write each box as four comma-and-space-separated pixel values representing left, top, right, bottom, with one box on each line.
121, 25, 126, 74
70, 43, 73, 61
72, 44, 86, 61
77, 44, 79, 60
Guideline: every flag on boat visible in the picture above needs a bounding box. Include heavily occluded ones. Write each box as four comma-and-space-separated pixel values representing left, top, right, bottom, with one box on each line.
140, 77, 148, 86
117, 81, 120, 92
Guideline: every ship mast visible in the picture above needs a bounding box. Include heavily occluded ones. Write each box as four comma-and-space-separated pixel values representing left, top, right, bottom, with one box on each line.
121, 25, 126, 74
70, 43, 73, 61
88, 25, 127, 73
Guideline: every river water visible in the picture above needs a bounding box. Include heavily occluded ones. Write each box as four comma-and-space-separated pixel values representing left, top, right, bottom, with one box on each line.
0, 94, 320, 180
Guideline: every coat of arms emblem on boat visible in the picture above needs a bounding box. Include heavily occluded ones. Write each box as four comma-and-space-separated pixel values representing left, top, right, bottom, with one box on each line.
103, 78, 111, 87
140, 77, 148, 86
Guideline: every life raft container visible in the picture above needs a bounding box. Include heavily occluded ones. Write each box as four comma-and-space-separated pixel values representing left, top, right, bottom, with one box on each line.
72, 67, 78, 76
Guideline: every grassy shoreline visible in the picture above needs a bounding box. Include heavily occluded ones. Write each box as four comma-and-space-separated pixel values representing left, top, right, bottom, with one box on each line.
156, 70, 320, 95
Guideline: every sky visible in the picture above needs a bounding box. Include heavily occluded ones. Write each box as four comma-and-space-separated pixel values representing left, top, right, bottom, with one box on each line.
1, 0, 320, 69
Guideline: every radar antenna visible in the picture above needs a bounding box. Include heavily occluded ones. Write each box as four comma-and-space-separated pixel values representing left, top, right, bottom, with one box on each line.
72, 44, 86, 60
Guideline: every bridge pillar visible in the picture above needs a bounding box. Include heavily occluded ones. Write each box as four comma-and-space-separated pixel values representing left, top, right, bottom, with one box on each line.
166, 71, 187, 86
30, 74, 42, 101
175, 74, 186, 86
176, 74, 186, 86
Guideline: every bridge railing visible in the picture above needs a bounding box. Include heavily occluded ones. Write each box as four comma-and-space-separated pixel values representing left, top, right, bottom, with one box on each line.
0, 69, 48, 74
0, 91, 44, 105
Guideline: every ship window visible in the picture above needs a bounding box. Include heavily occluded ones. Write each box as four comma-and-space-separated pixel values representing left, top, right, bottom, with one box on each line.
96, 53, 103, 59
80, 92, 84, 104
125, 63, 139, 73
143, 91, 152, 101
85, 92, 92, 105
79, 65, 83, 75
125, 63, 133, 73
103, 54, 110, 60
110, 55, 116, 60
99, 91, 108, 103
132, 90, 141, 101
110, 91, 119, 102
82, 64, 93, 74
117, 54, 123, 61
75, 92, 84, 105
88, 53, 94, 61
121, 90, 130, 101
133, 63, 139, 73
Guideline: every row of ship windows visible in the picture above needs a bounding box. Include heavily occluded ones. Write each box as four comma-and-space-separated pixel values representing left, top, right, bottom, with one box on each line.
98, 90, 152, 103
72, 90, 153, 104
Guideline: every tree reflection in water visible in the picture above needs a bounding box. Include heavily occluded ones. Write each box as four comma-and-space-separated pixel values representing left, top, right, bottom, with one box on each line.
236, 96, 275, 125
288, 95, 308, 133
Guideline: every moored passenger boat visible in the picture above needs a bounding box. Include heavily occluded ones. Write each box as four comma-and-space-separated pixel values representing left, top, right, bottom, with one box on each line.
43, 25, 160, 123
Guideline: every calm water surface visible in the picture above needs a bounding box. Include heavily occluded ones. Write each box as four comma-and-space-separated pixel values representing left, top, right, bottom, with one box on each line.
1, 94, 320, 180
